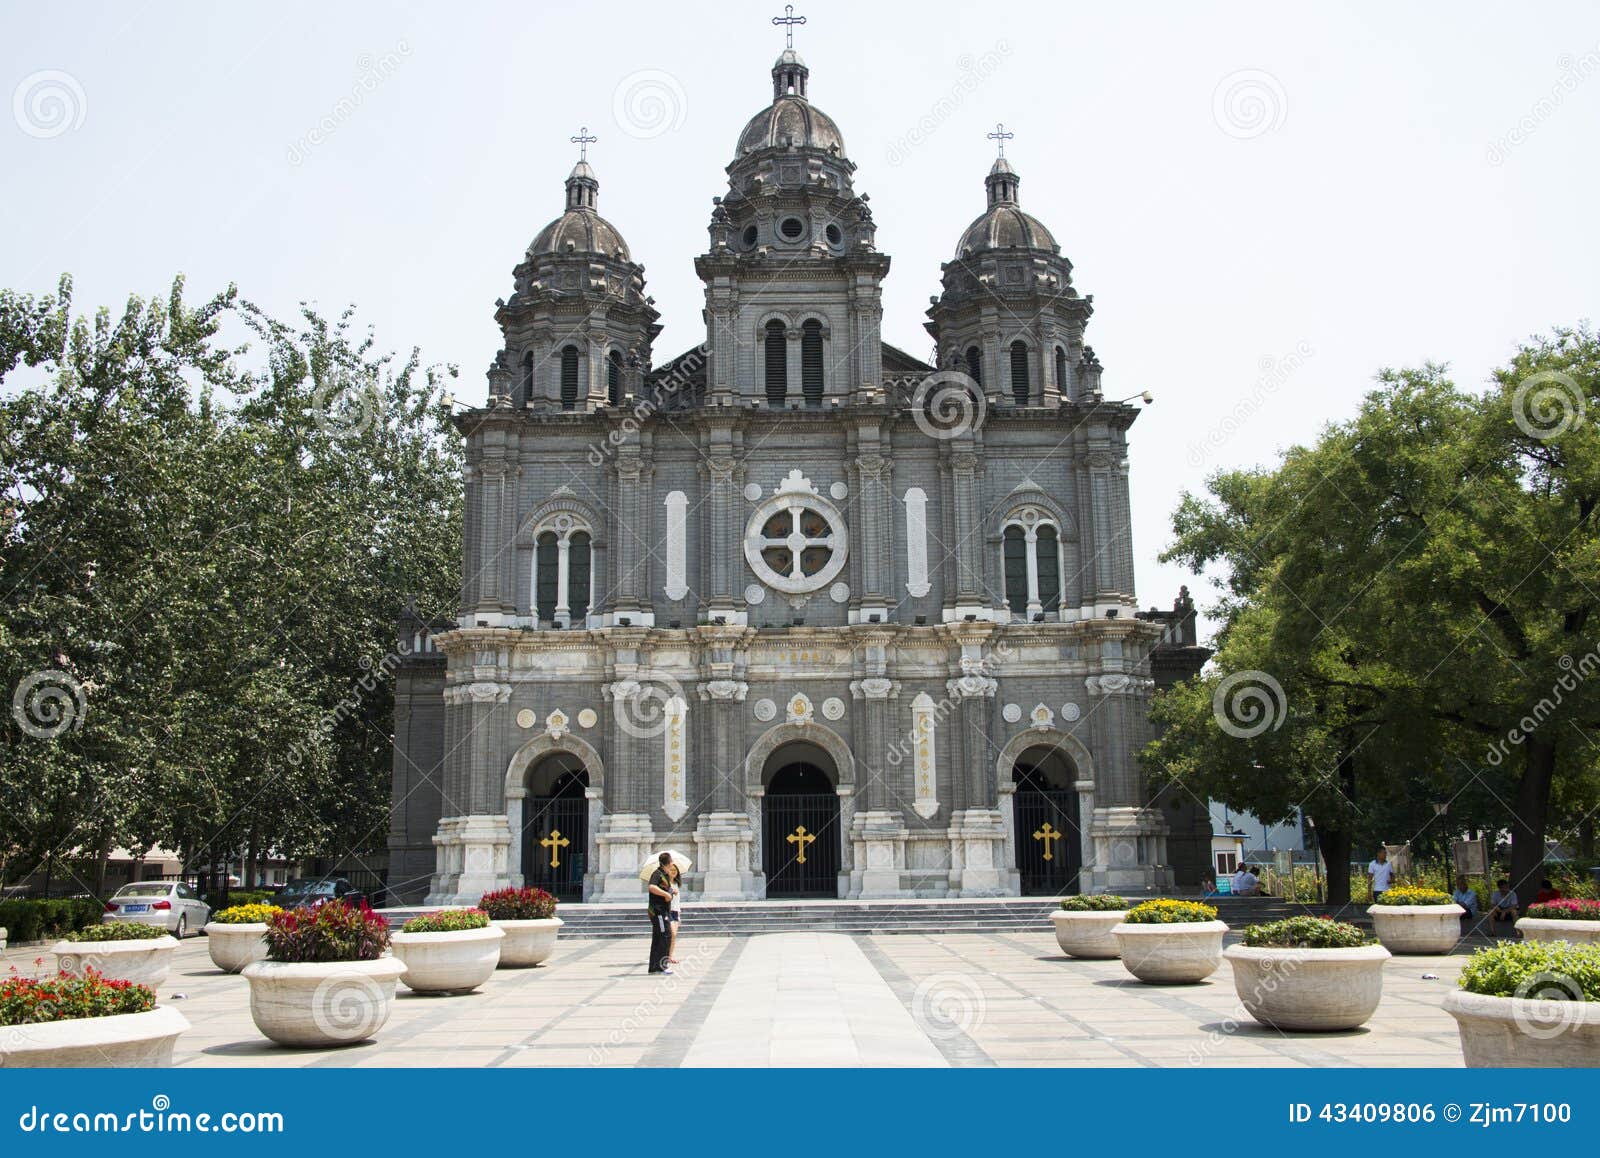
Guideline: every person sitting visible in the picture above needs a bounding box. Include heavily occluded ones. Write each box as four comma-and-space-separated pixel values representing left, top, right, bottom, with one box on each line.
1231, 866, 1262, 896
1487, 878, 1519, 933
1452, 875, 1480, 929
1534, 878, 1562, 904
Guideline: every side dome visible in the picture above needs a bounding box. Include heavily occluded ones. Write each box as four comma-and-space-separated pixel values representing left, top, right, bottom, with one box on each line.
953, 156, 1058, 256
528, 161, 632, 260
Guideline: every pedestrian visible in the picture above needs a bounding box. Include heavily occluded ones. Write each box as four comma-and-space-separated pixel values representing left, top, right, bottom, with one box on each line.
1367, 847, 1394, 901
1487, 878, 1520, 932
646, 851, 674, 975
1534, 878, 1562, 904
667, 859, 683, 964
1452, 874, 1479, 932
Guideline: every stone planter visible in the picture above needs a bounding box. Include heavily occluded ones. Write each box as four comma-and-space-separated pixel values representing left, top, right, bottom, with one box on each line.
51, 936, 180, 990
1367, 904, 1464, 954
493, 917, 563, 967
1223, 944, 1391, 1030
1049, 910, 1127, 959
390, 924, 504, 994
1443, 989, 1600, 1067
1515, 917, 1600, 945
204, 923, 270, 973
241, 957, 407, 1047
0, 1005, 189, 1068
1111, 921, 1229, 984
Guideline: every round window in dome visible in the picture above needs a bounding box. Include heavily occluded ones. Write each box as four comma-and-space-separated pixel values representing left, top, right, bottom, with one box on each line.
779, 216, 806, 241
825, 223, 843, 247
742, 224, 759, 249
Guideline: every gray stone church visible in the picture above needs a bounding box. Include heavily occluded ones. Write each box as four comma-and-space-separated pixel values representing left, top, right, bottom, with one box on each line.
388, 43, 1209, 905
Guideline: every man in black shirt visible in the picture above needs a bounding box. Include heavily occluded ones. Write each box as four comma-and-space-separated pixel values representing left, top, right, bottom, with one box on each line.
646, 851, 674, 975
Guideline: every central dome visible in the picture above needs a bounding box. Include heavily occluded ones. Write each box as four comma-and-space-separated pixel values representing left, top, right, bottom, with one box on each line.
734, 50, 848, 159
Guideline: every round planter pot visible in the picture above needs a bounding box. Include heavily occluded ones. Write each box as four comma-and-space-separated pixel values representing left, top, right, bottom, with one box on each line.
1443, 988, 1600, 1067
204, 923, 270, 973
1367, 904, 1464, 954
1515, 917, 1600, 945
1111, 921, 1229, 984
492, 917, 564, 967
52, 936, 180, 990
1223, 944, 1391, 1031
390, 925, 504, 994
1050, 910, 1128, 959
0, 1005, 189, 1068
241, 957, 407, 1048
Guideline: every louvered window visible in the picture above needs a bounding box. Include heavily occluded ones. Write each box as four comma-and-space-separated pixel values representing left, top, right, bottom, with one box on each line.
764, 321, 787, 406
560, 346, 579, 410
801, 320, 823, 407
1010, 341, 1030, 405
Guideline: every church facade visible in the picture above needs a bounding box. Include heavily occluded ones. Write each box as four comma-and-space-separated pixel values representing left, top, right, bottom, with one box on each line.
387, 44, 1208, 905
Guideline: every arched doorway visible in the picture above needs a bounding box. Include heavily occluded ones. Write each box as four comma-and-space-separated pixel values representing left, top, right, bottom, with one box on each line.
522, 753, 589, 900
1012, 747, 1082, 894
761, 743, 841, 897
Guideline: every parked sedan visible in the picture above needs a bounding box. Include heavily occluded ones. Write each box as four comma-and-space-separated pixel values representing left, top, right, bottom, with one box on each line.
275, 877, 365, 910
102, 882, 211, 937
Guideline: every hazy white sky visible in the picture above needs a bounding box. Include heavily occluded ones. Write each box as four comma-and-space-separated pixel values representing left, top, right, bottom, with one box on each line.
5, 1, 1598, 634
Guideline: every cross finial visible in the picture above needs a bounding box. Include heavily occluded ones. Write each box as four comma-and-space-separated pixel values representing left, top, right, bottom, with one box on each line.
987, 122, 1015, 158
772, 4, 806, 49
570, 126, 597, 162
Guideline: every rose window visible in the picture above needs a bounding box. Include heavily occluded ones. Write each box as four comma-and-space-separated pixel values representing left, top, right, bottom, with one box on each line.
745, 479, 848, 595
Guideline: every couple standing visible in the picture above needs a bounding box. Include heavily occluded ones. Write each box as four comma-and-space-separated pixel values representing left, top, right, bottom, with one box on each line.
646, 851, 683, 975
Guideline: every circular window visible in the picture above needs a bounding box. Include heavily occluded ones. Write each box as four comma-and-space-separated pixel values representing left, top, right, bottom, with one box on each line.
742, 224, 758, 249
744, 491, 848, 595
779, 216, 806, 241
825, 223, 843, 247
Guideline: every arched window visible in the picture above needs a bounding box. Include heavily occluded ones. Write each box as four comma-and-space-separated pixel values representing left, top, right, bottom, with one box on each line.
1010, 341, 1030, 405
1002, 525, 1028, 612
801, 320, 824, 407
559, 346, 580, 410
965, 345, 983, 388
1054, 346, 1067, 400
535, 532, 559, 623
1037, 524, 1060, 613
764, 320, 788, 406
520, 351, 534, 407
569, 531, 591, 621
607, 350, 624, 408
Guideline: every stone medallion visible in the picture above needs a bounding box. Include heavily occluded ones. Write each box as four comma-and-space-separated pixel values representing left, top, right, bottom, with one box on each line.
829, 481, 848, 500
829, 581, 850, 603
744, 583, 766, 605
1002, 703, 1022, 723
822, 697, 845, 721
516, 709, 536, 729
577, 708, 598, 729
1062, 702, 1081, 722
743, 482, 763, 502
753, 698, 777, 722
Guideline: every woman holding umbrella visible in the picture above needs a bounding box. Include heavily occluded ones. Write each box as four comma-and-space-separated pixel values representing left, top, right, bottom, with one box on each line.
667, 859, 685, 963
638, 850, 691, 974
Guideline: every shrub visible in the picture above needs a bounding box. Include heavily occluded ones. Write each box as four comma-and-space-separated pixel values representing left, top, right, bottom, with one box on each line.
1374, 885, 1452, 906
1058, 894, 1128, 912
401, 908, 491, 934
478, 887, 557, 921
211, 903, 283, 925
1124, 899, 1218, 924
1242, 916, 1374, 949
263, 900, 389, 963
225, 890, 276, 907
1458, 941, 1600, 1001
62, 921, 171, 942
0, 898, 105, 943
1526, 898, 1600, 921
0, 968, 155, 1026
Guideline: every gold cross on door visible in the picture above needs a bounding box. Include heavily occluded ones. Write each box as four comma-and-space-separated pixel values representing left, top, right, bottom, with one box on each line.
786, 825, 816, 864
540, 829, 571, 869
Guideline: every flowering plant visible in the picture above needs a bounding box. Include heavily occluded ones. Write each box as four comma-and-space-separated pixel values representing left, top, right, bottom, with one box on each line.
264, 899, 389, 963
401, 908, 491, 934
63, 921, 171, 942
478, 887, 557, 921
211, 903, 283, 925
1058, 894, 1128, 912
1123, 899, 1218, 925
1373, 885, 1453, 906
1526, 898, 1600, 921
1241, 916, 1374, 949
0, 967, 155, 1026
1459, 941, 1600, 1000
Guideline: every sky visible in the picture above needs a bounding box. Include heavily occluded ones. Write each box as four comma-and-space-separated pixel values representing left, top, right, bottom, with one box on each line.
4, 0, 1598, 638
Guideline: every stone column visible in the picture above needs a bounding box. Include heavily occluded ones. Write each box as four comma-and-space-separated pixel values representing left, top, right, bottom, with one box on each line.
847, 672, 909, 898
943, 628, 1009, 895
427, 677, 515, 903
943, 442, 987, 617
1083, 670, 1171, 892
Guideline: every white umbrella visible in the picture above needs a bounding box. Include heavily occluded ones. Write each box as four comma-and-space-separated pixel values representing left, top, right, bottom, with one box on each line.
637, 849, 693, 880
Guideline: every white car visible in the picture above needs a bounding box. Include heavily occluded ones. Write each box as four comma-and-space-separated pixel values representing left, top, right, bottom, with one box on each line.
102, 882, 211, 937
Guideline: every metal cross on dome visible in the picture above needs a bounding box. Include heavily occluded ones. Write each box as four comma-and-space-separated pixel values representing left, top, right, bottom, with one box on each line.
570, 126, 597, 162
772, 5, 806, 49
988, 122, 1014, 158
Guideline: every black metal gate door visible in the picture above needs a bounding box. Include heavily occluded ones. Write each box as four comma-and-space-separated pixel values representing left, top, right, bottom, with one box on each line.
522, 796, 587, 901
1014, 789, 1081, 895
762, 793, 841, 897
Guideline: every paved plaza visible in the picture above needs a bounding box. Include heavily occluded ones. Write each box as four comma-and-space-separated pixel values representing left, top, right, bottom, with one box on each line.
6, 927, 1469, 1067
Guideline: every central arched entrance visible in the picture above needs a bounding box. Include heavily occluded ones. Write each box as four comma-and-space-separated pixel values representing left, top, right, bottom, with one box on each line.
1012, 746, 1082, 895
521, 753, 589, 901
761, 743, 842, 897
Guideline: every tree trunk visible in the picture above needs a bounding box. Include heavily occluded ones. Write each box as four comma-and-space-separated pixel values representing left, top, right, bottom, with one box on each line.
1579, 816, 1596, 861
1508, 738, 1556, 898
1315, 824, 1353, 906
